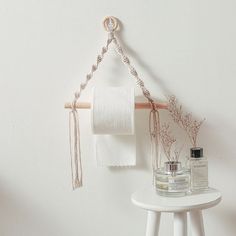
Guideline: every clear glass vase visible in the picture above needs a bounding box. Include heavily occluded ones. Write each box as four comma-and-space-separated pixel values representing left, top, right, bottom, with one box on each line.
155, 161, 190, 197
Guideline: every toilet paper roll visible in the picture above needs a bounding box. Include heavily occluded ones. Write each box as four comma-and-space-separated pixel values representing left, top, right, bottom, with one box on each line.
91, 87, 135, 135
91, 86, 136, 166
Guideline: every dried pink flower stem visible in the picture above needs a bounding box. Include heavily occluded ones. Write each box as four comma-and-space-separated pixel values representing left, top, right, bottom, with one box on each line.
167, 96, 205, 147
160, 123, 183, 162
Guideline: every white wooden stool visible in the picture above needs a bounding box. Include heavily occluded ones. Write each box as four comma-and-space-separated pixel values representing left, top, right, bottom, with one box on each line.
131, 187, 221, 236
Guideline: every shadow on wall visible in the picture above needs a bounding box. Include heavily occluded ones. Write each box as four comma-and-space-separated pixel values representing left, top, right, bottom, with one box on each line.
0, 184, 68, 236
200, 116, 236, 164
216, 206, 236, 235
204, 204, 236, 235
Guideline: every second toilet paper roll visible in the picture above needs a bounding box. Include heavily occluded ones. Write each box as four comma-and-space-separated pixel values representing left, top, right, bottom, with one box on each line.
92, 86, 136, 166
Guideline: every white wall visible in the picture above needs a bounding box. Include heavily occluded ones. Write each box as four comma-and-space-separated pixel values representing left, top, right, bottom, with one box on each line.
0, 0, 236, 235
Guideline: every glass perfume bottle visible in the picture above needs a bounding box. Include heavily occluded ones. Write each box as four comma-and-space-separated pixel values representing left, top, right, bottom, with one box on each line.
190, 147, 209, 192
155, 161, 190, 197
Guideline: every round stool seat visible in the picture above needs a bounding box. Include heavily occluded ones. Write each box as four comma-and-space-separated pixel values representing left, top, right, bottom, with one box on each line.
131, 187, 221, 236
131, 187, 221, 212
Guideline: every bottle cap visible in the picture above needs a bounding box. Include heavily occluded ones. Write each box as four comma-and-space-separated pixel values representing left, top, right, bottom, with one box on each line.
191, 147, 203, 158
164, 161, 181, 173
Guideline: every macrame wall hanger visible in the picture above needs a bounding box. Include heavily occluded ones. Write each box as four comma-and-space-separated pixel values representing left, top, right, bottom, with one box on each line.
65, 16, 168, 189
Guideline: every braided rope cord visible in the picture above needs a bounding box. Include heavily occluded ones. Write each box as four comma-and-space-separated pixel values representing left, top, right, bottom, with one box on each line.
72, 32, 154, 107
112, 35, 154, 105
69, 26, 160, 189
72, 36, 113, 107
69, 34, 113, 189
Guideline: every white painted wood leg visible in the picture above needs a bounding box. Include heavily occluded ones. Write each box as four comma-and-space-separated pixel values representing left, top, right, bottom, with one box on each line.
189, 210, 205, 236
174, 212, 187, 236
145, 211, 161, 236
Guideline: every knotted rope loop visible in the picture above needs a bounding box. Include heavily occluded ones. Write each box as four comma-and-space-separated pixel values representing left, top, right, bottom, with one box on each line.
150, 101, 156, 111
71, 99, 77, 111
103, 16, 118, 32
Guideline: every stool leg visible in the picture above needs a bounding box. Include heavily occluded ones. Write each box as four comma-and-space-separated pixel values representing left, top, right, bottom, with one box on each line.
189, 210, 205, 236
174, 212, 187, 236
145, 211, 161, 236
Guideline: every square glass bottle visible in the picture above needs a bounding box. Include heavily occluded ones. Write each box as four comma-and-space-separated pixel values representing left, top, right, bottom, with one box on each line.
190, 147, 209, 192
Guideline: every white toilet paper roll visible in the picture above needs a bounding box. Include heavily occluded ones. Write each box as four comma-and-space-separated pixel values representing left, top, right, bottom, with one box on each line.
91, 87, 135, 135
91, 86, 136, 166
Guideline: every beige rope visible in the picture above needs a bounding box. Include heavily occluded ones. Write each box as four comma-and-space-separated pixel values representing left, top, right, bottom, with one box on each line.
149, 109, 161, 184
69, 109, 82, 189
69, 33, 113, 189
69, 17, 161, 189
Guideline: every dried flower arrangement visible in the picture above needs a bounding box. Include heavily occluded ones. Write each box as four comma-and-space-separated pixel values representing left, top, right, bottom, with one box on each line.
155, 96, 208, 195
167, 96, 205, 148
160, 123, 183, 162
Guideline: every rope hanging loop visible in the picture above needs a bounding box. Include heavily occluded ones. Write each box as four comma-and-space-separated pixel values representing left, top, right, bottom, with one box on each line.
103, 16, 119, 32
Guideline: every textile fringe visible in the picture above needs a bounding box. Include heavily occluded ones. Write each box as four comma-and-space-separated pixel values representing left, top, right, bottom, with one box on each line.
149, 107, 161, 184
69, 109, 82, 189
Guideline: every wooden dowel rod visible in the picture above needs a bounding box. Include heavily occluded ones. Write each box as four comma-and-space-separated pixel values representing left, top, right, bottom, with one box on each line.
64, 102, 168, 110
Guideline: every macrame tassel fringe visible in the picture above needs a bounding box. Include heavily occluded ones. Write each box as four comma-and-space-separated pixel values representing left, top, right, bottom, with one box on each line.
149, 108, 161, 185
69, 110, 83, 189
